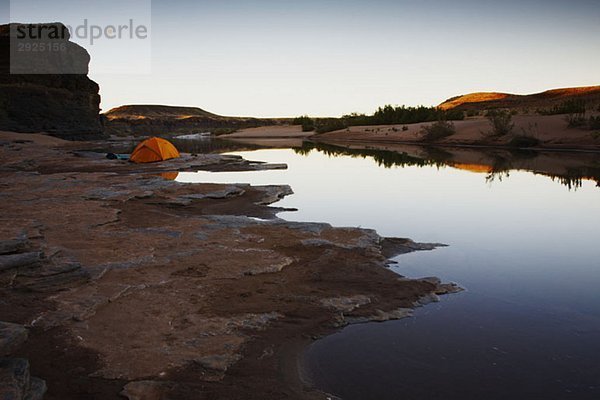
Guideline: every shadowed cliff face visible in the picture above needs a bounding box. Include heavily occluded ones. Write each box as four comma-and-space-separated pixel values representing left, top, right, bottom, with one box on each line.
0, 23, 103, 139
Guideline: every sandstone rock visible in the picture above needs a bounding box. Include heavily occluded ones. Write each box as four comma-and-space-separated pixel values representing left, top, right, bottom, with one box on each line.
0, 358, 30, 399
380, 237, 446, 258
23, 377, 46, 400
0, 252, 42, 272
418, 277, 464, 295
0, 358, 46, 400
343, 308, 414, 325
121, 380, 168, 400
321, 295, 371, 313
0, 23, 103, 138
254, 185, 293, 205
0, 239, 29, 256
12, 260, 90, 293
0, 323, 28, 357
193, 354, 240, 372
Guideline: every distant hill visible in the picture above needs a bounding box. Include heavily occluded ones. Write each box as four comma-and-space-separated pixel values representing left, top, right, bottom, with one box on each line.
104, 105, 222, 120
103, 104, 284, 136
438, 85, 600, 112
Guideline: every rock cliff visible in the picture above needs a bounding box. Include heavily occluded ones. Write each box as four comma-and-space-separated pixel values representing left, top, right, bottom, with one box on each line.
0, 23, 103, 139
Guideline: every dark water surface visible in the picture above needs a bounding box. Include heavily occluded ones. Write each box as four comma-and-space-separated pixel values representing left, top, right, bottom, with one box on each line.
178, 143, 600, 400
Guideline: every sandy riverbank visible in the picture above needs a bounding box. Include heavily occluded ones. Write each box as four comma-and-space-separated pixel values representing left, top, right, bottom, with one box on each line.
315, 115, 600, 151
224, 114, 600, 152
0, 132, 460, 399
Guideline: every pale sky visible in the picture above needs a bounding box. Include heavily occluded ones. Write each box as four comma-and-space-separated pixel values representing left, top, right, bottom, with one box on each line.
3, 0, 600, 116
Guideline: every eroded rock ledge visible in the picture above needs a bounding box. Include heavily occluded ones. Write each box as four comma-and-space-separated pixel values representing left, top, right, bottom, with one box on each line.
0, 133, 461, 400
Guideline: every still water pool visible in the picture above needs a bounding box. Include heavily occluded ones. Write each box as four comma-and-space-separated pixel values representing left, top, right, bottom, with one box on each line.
178, 145, 600, 400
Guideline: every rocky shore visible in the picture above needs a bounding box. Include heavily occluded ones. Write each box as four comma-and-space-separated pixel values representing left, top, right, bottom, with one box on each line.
0, 132, 461, 399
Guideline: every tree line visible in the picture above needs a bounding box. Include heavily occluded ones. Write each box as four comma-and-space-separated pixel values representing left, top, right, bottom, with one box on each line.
294, 105, 465, 133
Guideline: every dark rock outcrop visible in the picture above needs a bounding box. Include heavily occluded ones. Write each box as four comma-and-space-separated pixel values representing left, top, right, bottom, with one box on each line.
0, 358, 47, 400
0, 323, 46, 400
0, 23, 103, 139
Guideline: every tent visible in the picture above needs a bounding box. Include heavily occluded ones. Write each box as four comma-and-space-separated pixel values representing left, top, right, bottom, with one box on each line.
130, 137, 180, 164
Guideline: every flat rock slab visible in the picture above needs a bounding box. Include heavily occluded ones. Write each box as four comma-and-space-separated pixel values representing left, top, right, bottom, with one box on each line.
0, 322, 28, 357
0, 253, 42, 272
0, 239, 29, 256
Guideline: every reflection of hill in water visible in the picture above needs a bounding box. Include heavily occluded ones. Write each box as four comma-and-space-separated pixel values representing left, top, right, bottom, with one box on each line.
296, 142, 600, 190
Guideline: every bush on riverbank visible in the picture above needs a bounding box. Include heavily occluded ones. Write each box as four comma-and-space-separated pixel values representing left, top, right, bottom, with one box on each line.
293, 115, 315, 132
314, 118, 348, 133
508, 134, 540, 148
588, 116, 600, 130
420, 120, 456, 141
486, 109, 514, 136
537, 99, 587, 116
295, 104, 465, 135
360, 105, 464, 125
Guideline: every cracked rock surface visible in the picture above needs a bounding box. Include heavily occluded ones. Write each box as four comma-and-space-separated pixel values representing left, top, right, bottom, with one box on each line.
0, 132, 459, 400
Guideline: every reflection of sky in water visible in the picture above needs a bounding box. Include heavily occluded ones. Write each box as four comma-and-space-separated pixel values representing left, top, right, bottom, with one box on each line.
178, 148, 600, 399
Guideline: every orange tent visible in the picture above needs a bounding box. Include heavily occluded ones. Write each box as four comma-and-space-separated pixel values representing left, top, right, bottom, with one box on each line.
130, 137, 180, 164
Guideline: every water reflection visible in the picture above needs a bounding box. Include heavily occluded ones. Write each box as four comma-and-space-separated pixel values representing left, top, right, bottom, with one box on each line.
296, 141, 600, 189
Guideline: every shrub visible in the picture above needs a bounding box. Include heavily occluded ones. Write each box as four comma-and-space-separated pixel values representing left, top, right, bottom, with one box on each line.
508, 135, 540, 148
420, 120, 456, 141
538, 100, 587, 116
314, 118, 348, 134
588, 116, 600, 130
445, 110, 465, 121
486, 109, 514, 136
520, 122, 539, 137
293, 115, 315, 132
566, 113, 587, 128
402, 125, 409, 131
